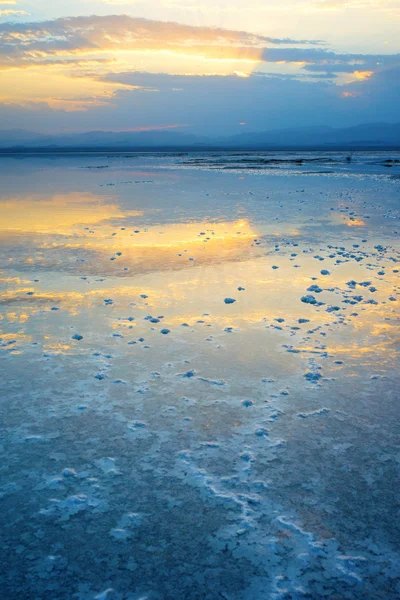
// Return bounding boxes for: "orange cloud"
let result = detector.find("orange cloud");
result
[352,70,374,79]
[0,66,137,111]
[347,218,366,226]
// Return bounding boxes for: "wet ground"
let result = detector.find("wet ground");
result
[0,151,399,599]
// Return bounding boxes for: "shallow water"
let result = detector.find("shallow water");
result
[0,152,399,600]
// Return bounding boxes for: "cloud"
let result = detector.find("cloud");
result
[0,12,399,125]
[0,15,395,73]
[0,67,399,135]
[341,64,400,96]
[0,14,325,109]
[261,47,400,65]
[0,63,136,111]
[0,9,27,15]
[83,69,400,132]
[312,0,400,10]
[0,14,322,65]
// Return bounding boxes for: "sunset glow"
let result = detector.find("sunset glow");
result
[0,2,398,131]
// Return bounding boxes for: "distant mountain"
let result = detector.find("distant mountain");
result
[0,129,49,147]
[0,123,399,151]
[0,128,204,150]
[220,123,400,148]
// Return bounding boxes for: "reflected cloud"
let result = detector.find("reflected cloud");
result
[0,194,261,275]
[347,218,366,226]
[0,192,142,233]
[0,331,32,352]
[2,252,397,369]
[57,219,259,270]
[0,177,398,376]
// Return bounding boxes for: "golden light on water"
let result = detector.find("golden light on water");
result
[347,218,366,227]
[0,194,141,233]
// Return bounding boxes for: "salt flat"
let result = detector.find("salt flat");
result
[0,151,399,599]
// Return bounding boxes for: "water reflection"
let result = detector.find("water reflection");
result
[0,193,133,233]
[0,157,399,600]
[1,245,398,369]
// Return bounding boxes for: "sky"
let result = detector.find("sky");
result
[0,0,399,136]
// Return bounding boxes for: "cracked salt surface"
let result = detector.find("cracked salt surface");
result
[0,151,399,599]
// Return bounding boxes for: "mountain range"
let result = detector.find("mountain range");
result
[0,123,400,151]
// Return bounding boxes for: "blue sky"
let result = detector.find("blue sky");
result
[0,0,399,135]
